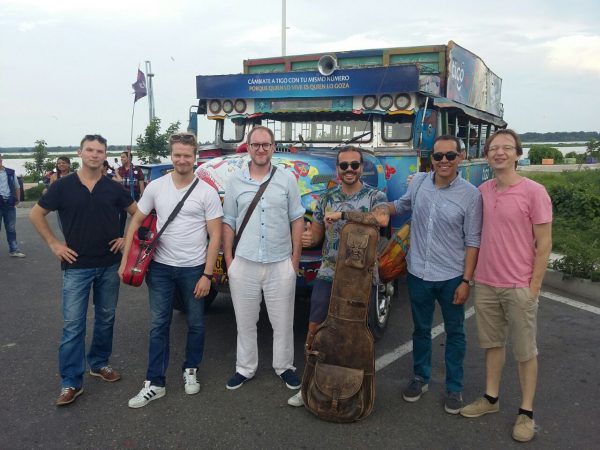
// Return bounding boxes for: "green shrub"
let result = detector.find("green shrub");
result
[564,151,586,163]
[548,186,600,222]
[25,185,45,201]
[527,145,564,164]
[551,250,600,281]
[527,171,600,280]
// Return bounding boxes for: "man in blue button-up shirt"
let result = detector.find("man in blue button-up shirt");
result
[389,135,482,415]
[222,126,305,391]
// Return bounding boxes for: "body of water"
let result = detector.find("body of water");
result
[3,146,589,176]
[4,153,151,176]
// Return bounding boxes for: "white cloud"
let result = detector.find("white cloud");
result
[1,0,599,146]
[545,35,600,75]
[17,21,35,32]
[1,0,183,19]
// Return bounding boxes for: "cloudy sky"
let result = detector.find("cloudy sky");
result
[1,0,598,147]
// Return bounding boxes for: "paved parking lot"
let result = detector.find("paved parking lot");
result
[1,207,598,449]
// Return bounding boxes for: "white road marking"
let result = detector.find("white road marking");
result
[375,292,600,372]
[541,290,600,315]
[375,307,475,371]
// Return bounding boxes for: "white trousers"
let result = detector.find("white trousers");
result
[228,256,297,378]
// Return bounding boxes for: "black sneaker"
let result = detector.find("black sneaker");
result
[402,376,429,402]
[226,372,249,390]
[279,369,301,389]
[444,391,463,414]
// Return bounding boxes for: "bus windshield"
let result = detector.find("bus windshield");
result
[222,112,373,145]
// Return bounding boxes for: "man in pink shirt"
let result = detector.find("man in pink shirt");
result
[460,129,552,443]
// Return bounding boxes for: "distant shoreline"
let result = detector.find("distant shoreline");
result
[0,142,590,157]
[1,152,133,159]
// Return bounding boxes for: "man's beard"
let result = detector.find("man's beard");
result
[341,172,359,186]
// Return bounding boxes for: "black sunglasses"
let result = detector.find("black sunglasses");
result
[432,152,459,161]
[170,133,197,144]
[83,134,107,145]
[337,161,361,170]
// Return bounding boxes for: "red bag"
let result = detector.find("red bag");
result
[122,212,158,286]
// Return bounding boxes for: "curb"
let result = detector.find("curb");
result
[543,268,599,302]
[17,201,38,208]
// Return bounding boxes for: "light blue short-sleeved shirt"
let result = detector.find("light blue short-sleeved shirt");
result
[223,163,305,263]
[392,172,482,282]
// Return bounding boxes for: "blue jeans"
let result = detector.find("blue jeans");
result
[145,261,206,387]
[407,273,465,393]
[0,203,18,253]
[60,264,120,388]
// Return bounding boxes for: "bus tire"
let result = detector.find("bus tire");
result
[368,281,393,341]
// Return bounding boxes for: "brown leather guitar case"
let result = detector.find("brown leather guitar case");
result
[301,212,379,422]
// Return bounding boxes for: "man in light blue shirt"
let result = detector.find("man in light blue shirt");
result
[222,125,305,391]
[389,135,482,414]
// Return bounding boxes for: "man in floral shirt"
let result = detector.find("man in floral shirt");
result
[288,145,389,406]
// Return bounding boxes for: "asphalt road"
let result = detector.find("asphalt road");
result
[1,206,598,449]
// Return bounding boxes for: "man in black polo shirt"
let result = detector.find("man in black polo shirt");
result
[30,134,137,406]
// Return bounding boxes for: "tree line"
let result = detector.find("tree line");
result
[5,130,599,154]
[0,144,133,154]
[520,131,599,142]
[20,118,182,181]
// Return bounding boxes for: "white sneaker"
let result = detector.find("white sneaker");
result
[287,391,304,407]
[128,381,165,408]
[9,251,25,258]
[183,368,200,395]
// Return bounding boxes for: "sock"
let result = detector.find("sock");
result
[518,408,533,419]
[484,394,499,404]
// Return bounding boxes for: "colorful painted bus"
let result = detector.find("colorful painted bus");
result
[190,41,506,336]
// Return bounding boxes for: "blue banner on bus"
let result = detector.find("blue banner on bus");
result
[196,65,420,100]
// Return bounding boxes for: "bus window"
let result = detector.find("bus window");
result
[258,112,373,144]
[382,115,414,142]
[222,119,246,143]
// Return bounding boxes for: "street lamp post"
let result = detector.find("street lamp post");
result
[281,0,286,56]
[145,60,155,122]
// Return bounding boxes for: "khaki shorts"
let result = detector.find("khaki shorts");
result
[473,283,538,362]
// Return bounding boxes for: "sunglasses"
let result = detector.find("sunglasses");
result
[337,161,361,170]
[432,152,459,162]
[83,134,107,145]
[170,133,197,145]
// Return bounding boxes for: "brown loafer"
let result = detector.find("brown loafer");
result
[90,366,121,382]
[56,387,83,406]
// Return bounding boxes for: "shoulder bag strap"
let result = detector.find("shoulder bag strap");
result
[233,166,277,253]
[150,178,200,246]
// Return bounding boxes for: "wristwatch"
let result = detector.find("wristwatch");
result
[201,273,213,280]
[462,278,474,286]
